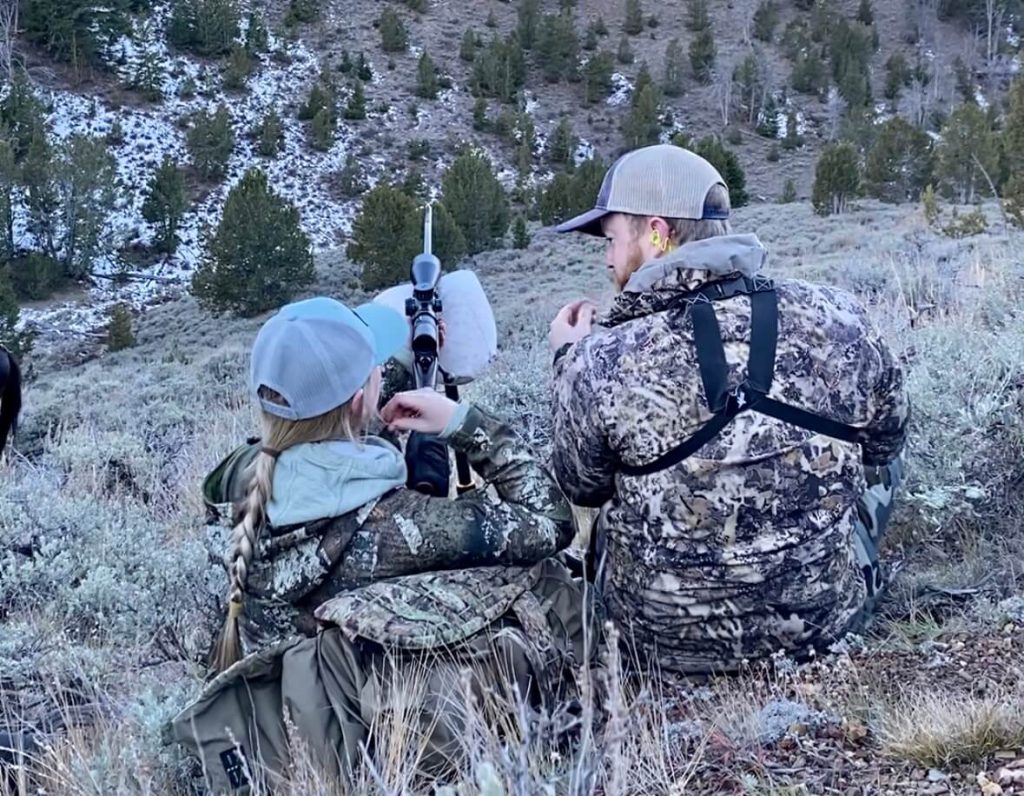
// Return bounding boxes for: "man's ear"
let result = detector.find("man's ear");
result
[649,216,671,240]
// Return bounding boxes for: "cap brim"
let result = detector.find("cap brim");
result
[554,207,609,236]
[354,302,409,365]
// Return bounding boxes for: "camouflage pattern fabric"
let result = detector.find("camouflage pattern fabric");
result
[203,403,576,655]
[550,251,909,675]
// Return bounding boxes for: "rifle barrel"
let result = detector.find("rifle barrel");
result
[423,204,432,256]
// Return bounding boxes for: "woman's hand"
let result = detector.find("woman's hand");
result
[381,388,459,434]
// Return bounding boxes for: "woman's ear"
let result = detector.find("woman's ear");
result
[350,387,365,418]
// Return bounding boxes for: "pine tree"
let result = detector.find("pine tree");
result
[595,16,609,35]
[344,81,367,120]
[0,268,31,358]
[471,34,526,103]
[937,103,999,204]
[692,136,749,207]
[549,117,578,169]
[537,13,580,84]
[623,0,644,35]
[663,38,685,97]
[56,135,117,279]
[856,0,874,26]
[780,178,797,203]
[733,50,764,125]
[356,52,374,81]
[690,25,716,85]
[617,34,634,64]
[486,9,497,28]
[518,0,540,49]
[1002,75,1024,177]
[791,48,828,96]
[256,111,284,156]
[512,215,530,248]
[621,84,661,149]
[752,0,778,43]
[472,97,489,130]
[332,154,366,198]
[441,150,510,254]
[686,0,710,32]
[812,142,860,216]
[584,23,599,51]
[285,0,321,25]
[245,10,268,54]
[106,303,135,351]
[0,139,16,263]
[222,44,252,91]
[192,168,314,316]
[311,107,334,150]
[863,118,933,203]
[633,62,654,105]
[781,110,803,150]
[142,156,188,254]
[168,0,240,57]
[186,104,235,182]
[583,50,615,104]
[129,48,165,101]
[0,70,49,162]
[460,29,477,61]
[830,18,873,107]
[379,7,408,52]
[416,52,439,99]
[884,53,911,101]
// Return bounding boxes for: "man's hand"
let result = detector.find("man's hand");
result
[381,388,458,434]
[549,299,596,353]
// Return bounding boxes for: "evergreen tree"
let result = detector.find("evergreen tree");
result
[486,9,497,28]
[512,215,530,248]
[332,154,366,198]
[56,135,117,280]
[129,48,166,101]
[623,0,644,35]
[471,34,526,103]
[472,97,489,130]
[310,107,334,150]
[1003,76,1024,181]
[663,38,685,97]
[441,150,510,254]
[356,52,374,81]
[0,71,49,162]
[344,81,367,120]
[537,13,580,83]
[621,84,661,149]
[222,44,252,91]
[256,110,284,156]
[936,103,999,203]
[830,18,873,107]
[106,303,135,351]
[584,23,599,51]
[633,62,653,106]
[168,0,240,57]
[690,24,716,85]
[518,0,540,49]
[460,29,477,62]
[348,185,418,289]
[192,168,314,316]
[734,50,765,125]
[142,156,188,254]
[20,130,59,262]
[812,141,860,216]
[549,116,578,169]
[884,53,911,101]
[0,140,15,263]
[863,117,934,203]
[379,7,408,52]
[791,48,828,96]
[186,104,235,181]
[780,178,797,203]
[856,0,874,26]
[245,10,268,54]
[617,34,634,64]
[0,268,32,358]
[781,110,804,151]
[583,51,615,104]
[595,16,609,35]
[416,52,439,99]
[752,0,778,43]
[285,0,321,25]
[691,136,749,207]
[686,0,710,32]
[21,0,132,68]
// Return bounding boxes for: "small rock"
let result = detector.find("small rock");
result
[927,769,948,782]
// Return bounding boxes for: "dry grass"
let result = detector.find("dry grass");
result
[877,692,1024,768]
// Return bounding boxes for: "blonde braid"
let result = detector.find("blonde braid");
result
[208,450,277,672]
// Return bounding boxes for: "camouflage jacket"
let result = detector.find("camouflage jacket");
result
[550,234,909,674]
[204,402,576,655]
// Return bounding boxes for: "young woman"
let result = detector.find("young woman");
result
[174,296,595,793]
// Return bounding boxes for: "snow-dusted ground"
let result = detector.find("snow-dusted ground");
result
[16,4,398,343]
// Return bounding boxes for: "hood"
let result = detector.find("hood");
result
[604,233,768,326]
[265,437,407,527]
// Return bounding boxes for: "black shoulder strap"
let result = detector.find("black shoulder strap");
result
[619,276,864,478]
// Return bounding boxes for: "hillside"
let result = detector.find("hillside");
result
[1,0,1021,347]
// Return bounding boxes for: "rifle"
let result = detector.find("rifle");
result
[404,204,475,495]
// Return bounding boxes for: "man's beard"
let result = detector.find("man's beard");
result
[615,241,648,292]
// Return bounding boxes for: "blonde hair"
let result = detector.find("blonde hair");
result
[631,184,733,247]
[208,385,373,673]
